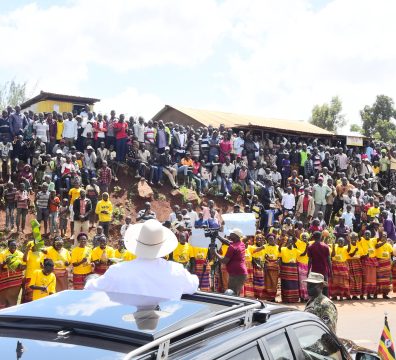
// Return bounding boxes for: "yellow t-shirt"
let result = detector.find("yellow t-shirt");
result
[347,244,363,260]
[192,247,208,261]
[71,246,92,275]
[220,244,228,256]
[115,249,136,262]
[295,239,308,265]
[91,246,115,262]
[30,269,56,301]
[245,245,254,262]
[45,247,71,270]
[332,245,348,262]
[367,207,380,218]
[56,121,64,141]
[95,200,113,222]
[25,248,45,279]
[280,247,300,263]
[251,246,265,261]
[359,237,377,258]
[0,249,25,269]
[172,243,194,263]
[69,188,81,205]
[375,243,393,259]
[264,245,280,261]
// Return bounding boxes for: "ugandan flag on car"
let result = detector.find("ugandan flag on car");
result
[378,315,395,360]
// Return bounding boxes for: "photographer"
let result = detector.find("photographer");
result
[210,229,247,296]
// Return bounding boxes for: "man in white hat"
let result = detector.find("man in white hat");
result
[85,219,199,301]
[304,272,338,333]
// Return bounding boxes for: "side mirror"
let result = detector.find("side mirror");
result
[355,352,380,360]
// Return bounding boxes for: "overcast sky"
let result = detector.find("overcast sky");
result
[1,0,395,125]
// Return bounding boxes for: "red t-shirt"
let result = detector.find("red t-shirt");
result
[225,241,248,276]
[307,241,330,278]
[113,122,128,139]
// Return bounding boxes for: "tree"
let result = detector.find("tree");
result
[309,96,346,132]
[350,124,363,133]
[0,80,28,110]
[360,95,396,142]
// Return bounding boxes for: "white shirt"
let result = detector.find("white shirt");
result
[120,223,131,238]
[85,258,199,300]
[133,123,145,143]
[0,142,12,158]
[233,137,244,156]
[33,121,49,142]
[63,119,78,139]
[282,193,295,210]
[187,210,198,228]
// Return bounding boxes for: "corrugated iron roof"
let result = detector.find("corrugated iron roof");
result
[21,91,100,109]
[159,105,334,136]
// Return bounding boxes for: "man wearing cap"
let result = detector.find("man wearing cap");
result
[304,272,338,333]
[85,219,199,300]
[211,229,247,295]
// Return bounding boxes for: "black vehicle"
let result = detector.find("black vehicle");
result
[0,290,379,359]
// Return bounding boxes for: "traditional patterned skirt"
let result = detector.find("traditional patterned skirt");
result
[297,262,309,301]
[329,262,350,297]
[253,263,264,299]
[280,262,299,303]
[0,270,23,309]
[347,258,363,297]
[362,257,378,295]
[195,259,210,292]
[214,263,229,293]
[22,278,33,303]
[376,258,391,295]
[94,263,109,276]
[73,273,91,290]
[53,269,68,292]
[264,261,279,300]
[242,261,254,298]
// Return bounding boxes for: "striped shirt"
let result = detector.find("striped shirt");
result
[36,191,50,209]
[16,190,29,209]
[4,187,17,205]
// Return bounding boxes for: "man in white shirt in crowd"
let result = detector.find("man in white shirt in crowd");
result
[133,116,145,143]
[221,156,235,198]
[281,186,295,214]
[233,131,244,160]
[33,113,49,143]
[0,138,13,182]
[186,202,198,228]
[62,112,78,147]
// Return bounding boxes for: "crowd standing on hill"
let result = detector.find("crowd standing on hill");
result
[0,104,396,308]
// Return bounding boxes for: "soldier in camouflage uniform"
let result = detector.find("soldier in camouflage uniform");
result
[304,272,338,333]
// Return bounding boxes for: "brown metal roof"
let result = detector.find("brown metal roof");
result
[21,91,100,109]
[153,105,334,136]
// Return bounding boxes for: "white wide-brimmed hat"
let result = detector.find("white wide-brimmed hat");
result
[124,219,178,259]
[303,272,327,286]
[229,228,243,238]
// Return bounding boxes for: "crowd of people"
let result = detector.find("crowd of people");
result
[0,103,396,308]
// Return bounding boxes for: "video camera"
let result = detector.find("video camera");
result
[203,227,220,249]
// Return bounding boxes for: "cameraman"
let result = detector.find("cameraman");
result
[210,229,247,296]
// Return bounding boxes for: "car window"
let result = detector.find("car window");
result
[265,330,295,360]
[225,344,262,359]
[293,325,343,360]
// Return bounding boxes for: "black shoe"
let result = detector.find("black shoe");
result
[360,295,365,300]
[383,294,390,299]
[352,296,358,300]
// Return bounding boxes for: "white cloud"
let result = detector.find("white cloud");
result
[219,0,396,126]
[98,87,164,120]
[0,0,230,92]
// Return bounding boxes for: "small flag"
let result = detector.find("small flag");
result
[378,315,395,360]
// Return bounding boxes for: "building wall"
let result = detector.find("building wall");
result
[154,108,203,128]
[36,100,73,113]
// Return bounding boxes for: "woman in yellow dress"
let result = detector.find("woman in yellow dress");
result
[241,236,254,298]
[262,235,280,301]
[359,230,378,299]
[191,246,210,292]
[91,236,115,275]
[29,258,56,301]
[374,233,393,299]
[295,232,309,302]
[347,232,364,300]
[279,236,301,303]
[0,240,26,308]
[329,237,350,301]
[22,240,45,303]
[252,235,265,299]
[71,233,92,289]
[44,237,71,292]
